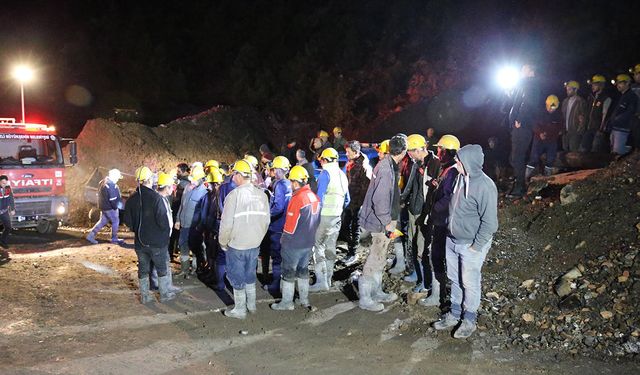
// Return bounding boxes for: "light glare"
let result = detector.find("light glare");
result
[496,66,520,90]
[12,65,34,83]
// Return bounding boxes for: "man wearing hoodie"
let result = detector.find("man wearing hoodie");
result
[358,134,407,311]
[309,147,350,292]
[433,144,498,339]
[86,168,125,245]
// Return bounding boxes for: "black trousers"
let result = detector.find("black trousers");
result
[510,126,533,194]
[0,212,11,243]
[343,206,360,257]
[136,246,168,279]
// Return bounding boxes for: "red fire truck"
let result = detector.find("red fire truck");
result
[0,118,77,234]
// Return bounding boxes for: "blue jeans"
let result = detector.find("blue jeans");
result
[610,130,631,155]
[281,246,312,281]
[445,237,491,323]
[225,247,259,289]
[178,227,190,261]
[90,209,120,241]
[528,138,557,168]
[135,246,168,279]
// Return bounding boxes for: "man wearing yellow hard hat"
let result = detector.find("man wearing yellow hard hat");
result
[584,75,612,153]
[175,165,208,278]
[123,166,176,303]
[561,80,587,152]
[86,168,124,245]
[607,74,638,157]
[526,95,562,179]
[331,126,347,151]
[630,64,640,150]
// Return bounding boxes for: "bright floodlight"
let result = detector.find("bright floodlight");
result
[12,65,34,83]
[496,66,520,90]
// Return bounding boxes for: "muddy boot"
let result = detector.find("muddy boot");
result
[149,267,159,291]
[166,261,183,294]
[525,165,535,182]
[388,242,405,275]
[224,288,247,319]
[358,276,384,312]
[371,271,398,303]
[309,261,329,292]
[433,312,459,330]
[246,283,257,314]
[453,319,477,339]
[190,257,197,275]
[417,276,440,307]
[138,278,155,304]
[158,275,176,302]
[296,278,310,308]
[86,231,98,245]
[270,280,295,311]
[544,166,554,176]
[325,259,335,288]
[178,260,190,279]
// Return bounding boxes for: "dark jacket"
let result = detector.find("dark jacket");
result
[269,178,292,232]
[193,188,220,233]
[359,155,400,233]
[346,153,370,208]
[448,145,498,250]
[281,184,321,249]
[586,91,612,132]
[534,110,563,142]
[0,185,15,213]
[608,89,639,132]
[98,179,122,211]
[509,77,543,130]
[431,162,458,227]
[561,95,587,134]
[401,151,441,216]
[171,177,190,218]
[123,185,171,249]
[300,161,317,193]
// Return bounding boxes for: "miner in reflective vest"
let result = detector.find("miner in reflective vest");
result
[309,147,350,292]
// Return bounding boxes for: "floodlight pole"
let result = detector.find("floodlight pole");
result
[20,82,25,123]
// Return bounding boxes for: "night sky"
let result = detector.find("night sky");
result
[0,0,638,138]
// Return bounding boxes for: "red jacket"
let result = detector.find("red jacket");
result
[280,184,320,249]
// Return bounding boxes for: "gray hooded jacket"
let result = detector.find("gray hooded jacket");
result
[448,144,498,249]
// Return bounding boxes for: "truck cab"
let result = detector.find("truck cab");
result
[0,118,75,233]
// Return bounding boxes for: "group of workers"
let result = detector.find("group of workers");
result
[88,126,497,340]
[504,63,640,199]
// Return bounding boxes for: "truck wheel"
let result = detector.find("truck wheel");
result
[36,220,59,235]
[45,221,59,234]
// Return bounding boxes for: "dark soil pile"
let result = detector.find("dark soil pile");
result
[65,106,273,225]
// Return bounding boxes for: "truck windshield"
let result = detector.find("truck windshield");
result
[0,134,63,165]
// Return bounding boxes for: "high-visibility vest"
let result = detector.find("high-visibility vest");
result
[321,163,348,216]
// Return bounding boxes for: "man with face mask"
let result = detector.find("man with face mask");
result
[433,144,498,339]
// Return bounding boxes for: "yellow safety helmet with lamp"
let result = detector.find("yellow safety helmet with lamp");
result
[564,81,580,89]
[318,130,329,138]
[135,166,153,182]
[436,134,461,151]
[545,95,560,109]
[613,74,631,84]
[629,64,640,75]
[587,75,606,85]
[157,172,175,187]
[232,159,253,177]
[320,147,339,161]
[272,155,291,170]
[244,155,259,169]
[333,127,342,135]
[190,166,206,181]
[407,134,427,150]
[288,165,309,183]
[209,168,224,183]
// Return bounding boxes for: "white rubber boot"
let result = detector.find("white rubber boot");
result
[270,280,295,310]
[224,288,247,319]
[158,275,176,302]
[246,283,257,313]
[371,271,398,303]
[358,276,384,312]
[309,261,329,292]
[388,242,405,275]
[138,278,155,304]
[296,278,310,308]
[417,275,440,307]
[326,259,335,288]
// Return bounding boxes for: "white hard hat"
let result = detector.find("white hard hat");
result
[108,169,123,181]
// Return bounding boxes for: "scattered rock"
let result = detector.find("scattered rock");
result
[520,279,535,289]
[560,184,578,205]
[522,313,535,323]
[599,311,614,319]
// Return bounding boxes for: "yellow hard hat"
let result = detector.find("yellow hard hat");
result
[587,75,606,85]
[157,172,174,187]
[436,135,461,151]
[210,168,224,183]
[190,166,206,181]
[333,127,342,134]
[614,74,631,84]
[629,64,640,75]
[135,166,153,182]
[205,159,219,169]
[244,155,258,168]
[320,147,339,160]
[564,81,580,89]
[272,155,291,170]
[232,159,253,176]
[318,130,329,138]
[376,140,390,154]
[407,134,427,150]
[288,165,309,183]
[545,95,560,109]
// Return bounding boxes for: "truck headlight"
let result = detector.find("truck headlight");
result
[56,204,66,215]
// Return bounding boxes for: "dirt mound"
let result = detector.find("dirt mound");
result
[65,106,272,225]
